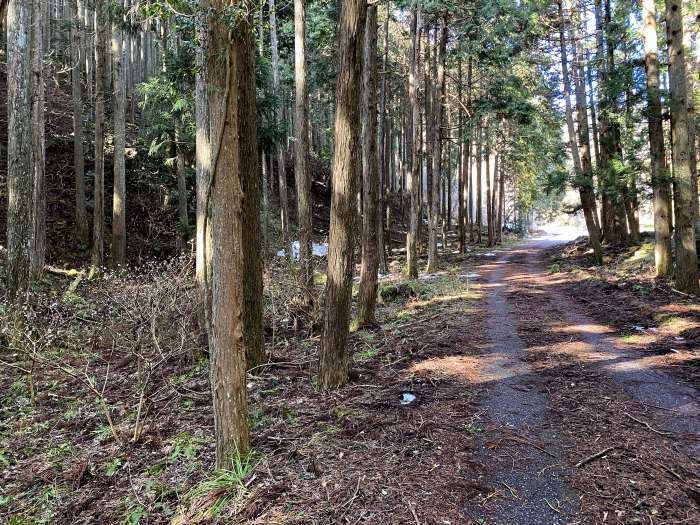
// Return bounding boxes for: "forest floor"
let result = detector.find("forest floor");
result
[1,234,700,525]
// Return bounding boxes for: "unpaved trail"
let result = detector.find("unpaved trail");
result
[462,236,700,524]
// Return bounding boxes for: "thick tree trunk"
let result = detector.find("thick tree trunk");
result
[406,5,421,278]
[641,0,672,277]
[6,0,33,299]
[92,0,106,267]
[207,0,263,467]
[666,0,699,292]
[357,5,380,328]
[111,18,126,266]
[269,0,290,258]
[70,0,88,247]
[294,0,314,305]
[318,0,367,390]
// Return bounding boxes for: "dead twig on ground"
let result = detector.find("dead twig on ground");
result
[575,446,617,468]
[624,412,672,437]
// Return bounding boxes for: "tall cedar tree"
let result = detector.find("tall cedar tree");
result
[406,4,421,279]
[357,4,380,328]
[92,0,106,267]
[665,0,699,292]
[294,0,314,305]
[641,0,673,277]
[318,0,368,389]
[6,0,33,299]
[206,0,263,466]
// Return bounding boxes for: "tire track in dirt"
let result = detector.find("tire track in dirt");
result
[461,248,576,524]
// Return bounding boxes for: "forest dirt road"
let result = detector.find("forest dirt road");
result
[461,235,700,524]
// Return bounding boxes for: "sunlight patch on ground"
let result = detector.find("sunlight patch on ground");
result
[551,323,614,335]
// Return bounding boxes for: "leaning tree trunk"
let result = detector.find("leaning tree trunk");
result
[30,0,45,280]
[6,0,33,300]
[558,0,603,263]
[641,0,673,277]
[92,0,106,268]
[357,4,380,328]
[318,0,367,390]
[112,16,127,267]
[294,0,314,306]
[207,0,263,468]
[405,5,421,279]
[666,0,699,293]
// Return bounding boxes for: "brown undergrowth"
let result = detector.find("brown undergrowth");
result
[0,250,490,524]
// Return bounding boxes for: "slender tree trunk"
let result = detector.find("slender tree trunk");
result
[70,0,88,247]
[457,55,465,253]
[318,0,367,389]
[294,0,313,305]
[559,0,603,263]
[92,0,106,267]
[196,3,212,316]
[476,120,482,244]
[666,0,699,292]
[207,0,262,467]
[485,125,493,247]
[377,0,389,274]
[30,0,45,280]
[269,0,290,258]
[427,17,446,271]
[111,15,126,266]
[641,0,673,277]
[6,0,34,300]
[357,4,380,327]
[406,5,421,278]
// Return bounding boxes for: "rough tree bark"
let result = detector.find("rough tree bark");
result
[406,4,421,278]
[207,0,263,467]
[294,0,313,305]
[558,0,603,263]
[269,0,290,258]
[6,0,33,300]
[318,0,367,389]
[112,14,126,266]
[70,0,88,247]
[641,0,673,277]
[30,0,45,280]
[427,17,447,272]
[666,0,699,292]
[196,1,212,320]
[357,4,380,328]
[92,0,106,268]
[377,0,390,274]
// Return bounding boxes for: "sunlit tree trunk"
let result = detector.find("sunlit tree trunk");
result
[111,13,126,266]
[294,0,313,305]
[666,0,699,292]
[559,0,603,263]
[406,4,421,278]
[195,2,212,319]
[318,0,367,389]
[641,0,673,277]
[207,0,263,467]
